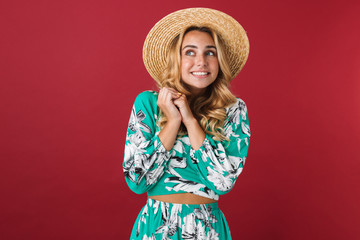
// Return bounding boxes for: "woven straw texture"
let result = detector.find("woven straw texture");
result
[143,8,250,83]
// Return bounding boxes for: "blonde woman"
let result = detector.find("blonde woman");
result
[123,8,251,240]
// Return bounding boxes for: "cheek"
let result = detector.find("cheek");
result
[180,59,192,72]
[211,60,219,73]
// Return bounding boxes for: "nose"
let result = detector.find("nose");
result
[195,54,207,67]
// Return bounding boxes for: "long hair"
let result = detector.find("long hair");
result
[158,26,237,141]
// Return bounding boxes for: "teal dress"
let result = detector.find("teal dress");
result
[123,91,251,239]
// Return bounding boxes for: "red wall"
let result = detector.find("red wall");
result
[1,0,359,239]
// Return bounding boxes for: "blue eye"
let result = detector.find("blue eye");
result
[185,50,195,56]
[206,51,216,56]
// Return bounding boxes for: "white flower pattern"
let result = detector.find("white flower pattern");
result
[124,91,250,239]
[132,199,224,240]
[124,91,250,197]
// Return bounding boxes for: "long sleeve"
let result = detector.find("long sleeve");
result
[189,98,251,195]
[123,91,171,194]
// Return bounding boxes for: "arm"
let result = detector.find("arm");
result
[158,120,181,150]
[172,94,205,150]
[183,118,205,150]
[189,98,251,195]
[123,91,173,194]
[157,87,182,151]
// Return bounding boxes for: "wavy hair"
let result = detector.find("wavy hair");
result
[157,26,237,141]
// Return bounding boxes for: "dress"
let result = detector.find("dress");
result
[123,90,251,239]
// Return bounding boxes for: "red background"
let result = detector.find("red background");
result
[1,0,360,239]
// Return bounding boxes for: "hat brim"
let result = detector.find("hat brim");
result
[143,8,250,84]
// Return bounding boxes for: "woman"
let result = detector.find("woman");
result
[123,8,251,239]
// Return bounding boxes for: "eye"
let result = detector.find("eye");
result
[185,50,195,56]
[206,51,216,56]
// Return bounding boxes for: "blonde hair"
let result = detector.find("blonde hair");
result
[158,26,237,141]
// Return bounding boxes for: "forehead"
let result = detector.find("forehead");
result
[181,30,215,46]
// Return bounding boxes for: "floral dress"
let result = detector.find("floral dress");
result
[123,91,251,239]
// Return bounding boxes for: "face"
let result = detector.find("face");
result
[180,30,219,95]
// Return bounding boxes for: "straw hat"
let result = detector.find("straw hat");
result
[143,7,250,84]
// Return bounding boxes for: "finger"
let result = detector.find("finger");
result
[173,97,186,107]
[158,88,171,106]
[164,90,174,105]
[158,88,165,102]
[160,88,181,103]
[160,88,172,98]
[159,88,171,100]
[168,89,182,99]
[176,94,186,102]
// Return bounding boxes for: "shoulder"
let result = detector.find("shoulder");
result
[226,97,248,114]
[134,90,159,106]
[225,97,249,123]
[135,90,158,101]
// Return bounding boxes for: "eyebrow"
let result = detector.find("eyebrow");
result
[182,45,217,50]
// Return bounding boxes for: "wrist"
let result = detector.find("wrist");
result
[167,118,182,128]
[183,117,198,129]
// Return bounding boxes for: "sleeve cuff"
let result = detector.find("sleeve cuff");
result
[189,135,213,161]
[154,134,172,157]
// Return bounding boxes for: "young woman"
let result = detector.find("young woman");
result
[123,8,251,239]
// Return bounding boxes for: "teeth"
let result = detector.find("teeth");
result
[192,72,208,76]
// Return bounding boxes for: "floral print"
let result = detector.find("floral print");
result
[124,91,250,239]
[130,199,229,240]
[123,91,250,199]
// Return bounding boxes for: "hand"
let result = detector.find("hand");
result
[173,93,196,127]
[157,87,182,124]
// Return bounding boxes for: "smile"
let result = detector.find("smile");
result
[191,72,209,76]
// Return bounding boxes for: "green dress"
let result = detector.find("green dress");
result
[123,91,251,239]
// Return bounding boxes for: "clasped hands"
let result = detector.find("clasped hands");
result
[157,87,205,150]
[157,87,195,127]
